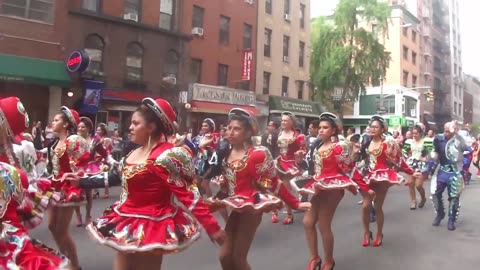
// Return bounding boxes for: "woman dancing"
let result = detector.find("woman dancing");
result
[47,106,89,269]
[95,123,112,198]
[297,113,358,270]
[403,124,429,210]
[86,98,225,270]
[354,116,418,247]
[0,96,72,269]
[206,108,310,270]
[273,111,306,224]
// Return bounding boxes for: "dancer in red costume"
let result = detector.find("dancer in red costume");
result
[205,108,310,270]
[0,96,72,269]
[86,98,225,270]
[46,106,89,269]
[95,123,113,198]
[353,115,419,247]
[272,111,306,224]
[296,113,358,270]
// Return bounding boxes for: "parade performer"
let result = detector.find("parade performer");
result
[429,121,469,231]
[402,124,429,210]
[74,117,116,226]
[204,108,310,270]
[459,129,473,185]
[0,97,72,269]
[86,98,225,270]
[95,123,112,198]
[272,111,306,224]
[295,112,358,270]
[353,115,418,247]
[193,118,219,197]
[46,106,89,269]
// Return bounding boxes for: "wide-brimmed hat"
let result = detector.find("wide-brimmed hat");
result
[60,106,81,129]
[142,98,176,136]
[0,97,30,143]
[228,108,259,135]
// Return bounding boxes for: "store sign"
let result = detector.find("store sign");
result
[388,116,403,126]
[80,80,103,114]
[66,50,90,73]
[269,96,322,116]
[241,50,253,81]
[191,84,255,106]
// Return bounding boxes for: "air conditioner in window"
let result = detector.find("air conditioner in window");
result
[191,27,204,36]
[282,92,288,97]
[163,75,177,85]
[244,0,254,5]
[283,56,289,63]
[123,13,138,22]
[284,14,291,21]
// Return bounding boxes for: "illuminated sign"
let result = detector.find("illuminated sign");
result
[66,50,90,73]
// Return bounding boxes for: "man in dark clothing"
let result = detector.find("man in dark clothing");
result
[261,120,280,158]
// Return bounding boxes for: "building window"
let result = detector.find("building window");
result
[192,5,204,28]
[0,0,55,23]
[218,64,229,86]
[243,23,252,49]
[298,81,304,99]
[300,3,305,29]
[263,72,270,95]
[164,50,179,76]
[126,42,144,81]
[282,76,289,97]
[264,28,272,57]
[403,70,409,87]
[299,41,305,68]
[82,0,100,12]
[219,16,230,45]
[283,35,290,60]
[284,0,290,15]
[459,104,462,115]
[124,0,141,20]
[454,102,457,114]
[190,59,202,83]
[412,51,417,65]
[403,46,408,60]
[84,34,105,72]
[265,0,272,15]
[412,75,417,88]
[412,30,417,43]
[159,0,175,30]
[403,24,408,36]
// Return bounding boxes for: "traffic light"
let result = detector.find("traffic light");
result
[425,91,434,101]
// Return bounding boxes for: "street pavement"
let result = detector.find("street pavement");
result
[30,177,480,270]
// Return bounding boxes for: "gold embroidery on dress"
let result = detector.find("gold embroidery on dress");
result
[122,160,153,180]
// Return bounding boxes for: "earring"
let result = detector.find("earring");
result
[147,135,152,149]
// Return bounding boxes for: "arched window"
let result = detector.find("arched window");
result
[126,42,144,81]
[85,34,105,72]
[164,50,179,77]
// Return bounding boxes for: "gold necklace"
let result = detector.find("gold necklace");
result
[318,144,334,159]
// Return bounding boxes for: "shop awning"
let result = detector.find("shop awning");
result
[268,96,322,117]
[0,53,70,87]
[189,101,257,115]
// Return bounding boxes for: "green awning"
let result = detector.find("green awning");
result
[0,54,71,87]
[269,96,322,117]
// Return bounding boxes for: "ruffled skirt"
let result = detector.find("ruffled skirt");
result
[50,178,86,207]
[0,223,70,270]
[299,175,358,195]
[205,192,283,213]
[366,169,405,186]
[86,206,202,254]
[275,157,301,176]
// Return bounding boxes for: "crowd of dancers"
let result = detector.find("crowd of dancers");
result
[0,94,474,270]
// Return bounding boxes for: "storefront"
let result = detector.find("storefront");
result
[343,115,416,134]
[185,84,256,133]
[0,53,71,124]
[268,96,323,133]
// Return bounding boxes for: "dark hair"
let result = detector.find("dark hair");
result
[319,117,338,136]
[348,127,355,133]
[413,125,424,135]
[136,104,167,138]
[80,118,94,133]
[309,120,320,129]
[269,120,280,129]
[228,114,253,134]
[58,112,76,135]
[97,123,108,136]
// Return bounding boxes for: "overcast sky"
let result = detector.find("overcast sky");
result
[311,0,479,78]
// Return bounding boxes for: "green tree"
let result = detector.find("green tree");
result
[310,0,391,119]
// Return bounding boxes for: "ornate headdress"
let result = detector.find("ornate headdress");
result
[228,108,259,135]
[0,97,30,143]
[141,98,177,136]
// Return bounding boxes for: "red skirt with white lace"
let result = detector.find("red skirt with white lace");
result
[365,169,405,186]
[205,192,284,213]
[299,174,358,195]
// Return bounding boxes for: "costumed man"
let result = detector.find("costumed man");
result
[459,125,474,185]
[429,121,469,231]
[193,118,219,197]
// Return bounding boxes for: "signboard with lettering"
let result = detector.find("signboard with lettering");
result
[191,84,256,106]
[241,50,253,81]
[66,50,90,73]
[269,96,322,117]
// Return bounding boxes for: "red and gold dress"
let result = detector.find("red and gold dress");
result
[86,142,221,254]
[49,135,89,206]
[276,132,306,176]
[360,138,414,186]
[206,146,300,213]
[0,162,70,269]
[300,141,358,195]
[85,137,112,177]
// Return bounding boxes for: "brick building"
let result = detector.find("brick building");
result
[179,0,258,131]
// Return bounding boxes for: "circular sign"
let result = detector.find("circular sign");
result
[66,50,90,73]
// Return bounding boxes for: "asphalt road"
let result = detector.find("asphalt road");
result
[30,176,480,270]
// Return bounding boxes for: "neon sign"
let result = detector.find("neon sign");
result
[66,50,90,73]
